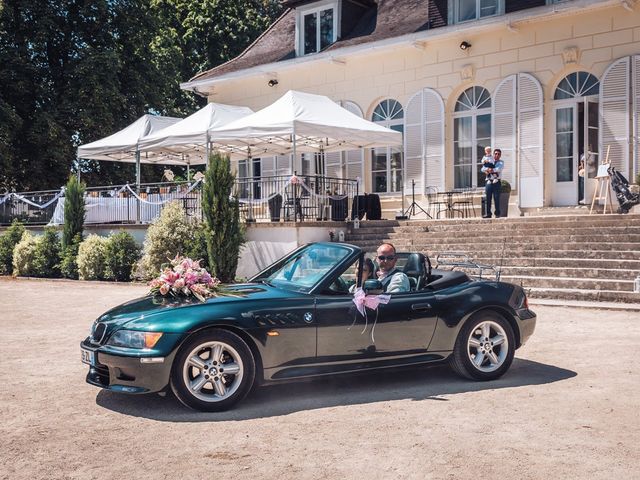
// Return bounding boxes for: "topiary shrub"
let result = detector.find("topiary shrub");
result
[202,152,245,282]
[33,227,61,277]
[77,234,108,280]
[0,220,26,275]
[12,231,39,277]
[500,180,512,194]
[63,176,86,249]
[137,201,196,279]
[104,231,140,282]
[60,233,82,279]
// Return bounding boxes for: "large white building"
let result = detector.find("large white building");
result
[181,0,640,214]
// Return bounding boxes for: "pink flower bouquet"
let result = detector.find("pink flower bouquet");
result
[149,256,225,302]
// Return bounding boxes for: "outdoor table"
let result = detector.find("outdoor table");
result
[435,191,464,219]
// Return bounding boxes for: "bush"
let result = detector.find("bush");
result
[60,233,82,279]
[63,176,85,249]
[137,201,196,279]
[185,221,209,270]
[12,231,39,277]
[33,227,61,277]
[0,220,26,275]
[77,234,108,280]
[500,180,512,194]
[202,152,245,282]
[104,231,140,281]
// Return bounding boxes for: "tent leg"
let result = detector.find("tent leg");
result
[135,150,141,224]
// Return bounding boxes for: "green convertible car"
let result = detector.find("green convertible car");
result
[81,242,536,411]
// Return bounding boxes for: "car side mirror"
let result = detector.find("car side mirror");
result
[363,279,383,293]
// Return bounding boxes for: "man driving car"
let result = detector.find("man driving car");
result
[376,243,410,293]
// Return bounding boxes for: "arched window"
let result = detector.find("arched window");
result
[371,99,404,193]
[453,87,491,188]
[554,72,599,100]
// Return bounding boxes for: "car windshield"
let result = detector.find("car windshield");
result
[264,244,352,292]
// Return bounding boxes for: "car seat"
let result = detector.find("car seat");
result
[402,253,427,291]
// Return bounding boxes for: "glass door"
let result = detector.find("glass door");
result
[582,99,599,204]
[553,104,578,205]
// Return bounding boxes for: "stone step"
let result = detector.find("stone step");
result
[346,223,640,236]
[358,225,640,235]
[500,275,634,292]
[470,257,640,270]
[364,232,640,243]
[524,287,640,303]
[351,240,640,254]
[498,266,640,280]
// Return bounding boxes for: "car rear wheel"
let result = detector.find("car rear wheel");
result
[170,329,255,411]
[450,311,515,381]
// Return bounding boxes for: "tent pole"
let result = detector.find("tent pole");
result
[135,149,141,224]
[205,132,210,168]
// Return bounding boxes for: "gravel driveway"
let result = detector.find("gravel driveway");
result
[1,277,638,480]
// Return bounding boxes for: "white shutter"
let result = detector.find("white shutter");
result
[261,156,276,177]
[324,151,342,178]
[340,100,364,189]
[275,155,290,176]
[492,75,517,186]
[633,55,640,180]
[518,73,544,208]
[600,56,630,176]
[404,91,424,192]
[424,89,445,191]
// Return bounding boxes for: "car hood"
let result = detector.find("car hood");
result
[94,283,304,331]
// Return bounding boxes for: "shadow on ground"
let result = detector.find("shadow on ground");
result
[96,358,576,422]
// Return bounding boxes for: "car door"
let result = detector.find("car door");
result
[315,258,439,362]
[370,291,438,356]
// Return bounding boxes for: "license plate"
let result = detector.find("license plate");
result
[81,347,95,366]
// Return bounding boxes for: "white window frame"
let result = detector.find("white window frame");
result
[371,99,404,194]
[452,87,492,189]
[295,0,340,56]
[448,0,504,24]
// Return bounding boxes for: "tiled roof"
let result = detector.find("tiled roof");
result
[189,0,431,83]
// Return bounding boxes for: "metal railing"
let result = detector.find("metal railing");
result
[0,175,359,226]
[234,174,359,223]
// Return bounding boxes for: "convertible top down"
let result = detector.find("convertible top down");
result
[81,242,536,411]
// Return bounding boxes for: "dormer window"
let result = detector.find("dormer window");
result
[297,1,339,56]
[450,0,503,23]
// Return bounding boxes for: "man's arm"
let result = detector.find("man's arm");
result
[386,272,410,293]
[494,159,504,174]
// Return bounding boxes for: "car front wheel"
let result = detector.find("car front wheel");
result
[450,311,515,381]
[170,329,255,411]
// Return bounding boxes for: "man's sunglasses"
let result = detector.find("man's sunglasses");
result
[377,255,395,261]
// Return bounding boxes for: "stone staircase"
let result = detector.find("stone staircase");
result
[345,213,640,305]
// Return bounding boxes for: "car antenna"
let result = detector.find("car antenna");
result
[496,236,507,282]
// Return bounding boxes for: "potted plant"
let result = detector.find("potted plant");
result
[499,180,511,217]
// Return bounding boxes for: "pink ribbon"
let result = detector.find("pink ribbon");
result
[352,288,390,317]
[351,288,391,343]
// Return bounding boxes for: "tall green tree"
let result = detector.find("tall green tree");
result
[202,152,244,283]
[0,0,282,191]
[62,175,85,249]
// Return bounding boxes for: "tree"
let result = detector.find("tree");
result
[62,175,85,249]
[202,152,244,283]
[0,0,283,191]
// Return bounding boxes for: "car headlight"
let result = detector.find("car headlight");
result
[107,330,163,349]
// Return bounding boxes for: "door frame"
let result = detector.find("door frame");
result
[551,95,599,206]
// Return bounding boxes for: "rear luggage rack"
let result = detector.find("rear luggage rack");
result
[435,252,499,281]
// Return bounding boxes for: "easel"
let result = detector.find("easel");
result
[590,145,615,214]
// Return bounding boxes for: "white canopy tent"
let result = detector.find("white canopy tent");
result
[209,90,403,172]
[77,114,182,164]
[137,102,254,164]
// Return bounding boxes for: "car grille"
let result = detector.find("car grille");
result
[91,322,107,345]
